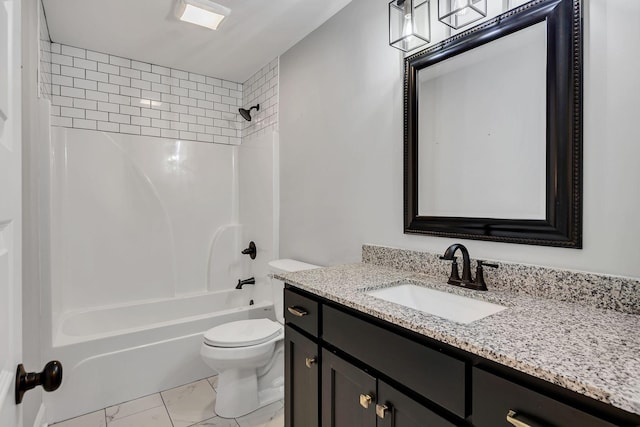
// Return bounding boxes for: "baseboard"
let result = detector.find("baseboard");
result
[33,403,47,427]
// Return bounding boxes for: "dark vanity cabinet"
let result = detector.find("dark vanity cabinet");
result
[284,286,640,427]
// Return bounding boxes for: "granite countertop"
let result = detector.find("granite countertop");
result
[277,263,640,416]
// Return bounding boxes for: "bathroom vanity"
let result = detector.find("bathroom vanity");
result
[281,260,640,427]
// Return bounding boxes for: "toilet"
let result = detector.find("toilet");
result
[200,259,320,418]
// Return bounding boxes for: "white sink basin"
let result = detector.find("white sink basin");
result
[366,284,507,324]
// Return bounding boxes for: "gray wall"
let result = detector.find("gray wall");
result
[279,0,640,279]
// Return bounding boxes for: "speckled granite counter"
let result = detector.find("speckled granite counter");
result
[277,263,640,416]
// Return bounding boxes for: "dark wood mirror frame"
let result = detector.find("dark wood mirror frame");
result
[404,0,583,248]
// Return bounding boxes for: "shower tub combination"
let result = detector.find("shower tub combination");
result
[46,287,274,423]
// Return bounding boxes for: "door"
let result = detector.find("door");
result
[0,0,23,426]
[284,325,319,427]
[322,350,376,427]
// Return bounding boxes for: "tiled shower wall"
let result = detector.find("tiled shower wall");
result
[44,43,243,144]
[39,0,51,100]
[241,58,279,138]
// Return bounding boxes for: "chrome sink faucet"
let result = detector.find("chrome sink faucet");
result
[440,244,498,291]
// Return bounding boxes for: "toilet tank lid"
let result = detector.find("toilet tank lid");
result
[268,259,321,274]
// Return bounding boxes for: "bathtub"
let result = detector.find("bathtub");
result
[45,288,275,424]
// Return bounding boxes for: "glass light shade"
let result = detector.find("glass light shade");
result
[438,0,487,30]
[389,0,431,52]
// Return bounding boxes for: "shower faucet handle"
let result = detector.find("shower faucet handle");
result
[241,241,257,259]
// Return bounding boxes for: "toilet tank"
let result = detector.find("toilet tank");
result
[268,259,320,323]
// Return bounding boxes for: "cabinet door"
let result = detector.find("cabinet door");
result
[377,381,458,427]
[285,325,320,427]
[322,350,377,427]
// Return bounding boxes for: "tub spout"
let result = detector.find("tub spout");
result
[236,277,256,289]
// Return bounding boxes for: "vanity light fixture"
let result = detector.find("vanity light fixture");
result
[175,0,231,31]
[438,0,487,30]
[389,0,431,52]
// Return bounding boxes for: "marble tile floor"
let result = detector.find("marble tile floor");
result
[51,376,284,427]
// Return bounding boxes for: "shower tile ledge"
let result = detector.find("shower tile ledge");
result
[276,263,640,416]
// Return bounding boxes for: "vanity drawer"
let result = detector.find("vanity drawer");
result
[472,368,618,427]
[284,288,320,337]
[323,305,467,418]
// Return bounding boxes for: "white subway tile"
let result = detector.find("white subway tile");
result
[52,75,73,87]
[51,105,61,116]
[60,107,85,119]
[51,64,60,74]
[214,119,229,128]
[109,74,131,87]
[221,128,236,137]
[131,116,151,127]
[154,102,170,111]
[98,82,119,94]
[180,79,197,90]
[171,69,189,80]
[60,65,85,78]
[189,89,205,100]
[110,55,131,67]
[74,78,98,91]
[121,86,141,98]
[73,98,97,110]
[52,95,73,107]
[214,87,229,96]
[108,93,130,105]
[197,133,214,143]
[141,108,161,119]
[189,73,206,83]
[152,82,170,94]
[171,86,188,97]
[109,112,130,124]
[161,76,179,87]
[205,110,222,119]
[170,121,188,131]
[141,71,161,83]
[170,103,188,114]
[131,60,151,72]
[197,83,213,93]
[120,67,141,79]
[229,89,241,99]
[141,126,161,137]
[120,124,140,135]
[86,90,109,102]
[188,106,205,116]
[161,93,180,104]
[197,99,213,109]
[131,79,151,90]
[179,97,196,107]
[206,76,221,87]
[60,86,85,98]
[211,126,222,135]
[62,45,85,58]
[97,102,119,113]
[98,62,119,75]
[141,90,161,101]
[213,103,230,112]
[151,118,170,129]
[161,111,179,121]
[180,131,197,140]
[86,50,109,63]
[161,129,180,139]
[120,105,140,116]
[179,113,196,124]
[213,135,229,144]
[51,43,61,54]
[229,136,240,145]
[86,110,108,121]
[222,80,238,90]
[73,118,97,130]
[74,57,97,71]
[51,116,72,127]
[221,111,236,121]
[197,116,214,126]
[152,64,171,76]
[86,70,109,82]
[51,53,72,66]
[188,123,205,133]
[205,93,221,103]
[98,121,119,132]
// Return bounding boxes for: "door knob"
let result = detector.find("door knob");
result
[15,361,63,404]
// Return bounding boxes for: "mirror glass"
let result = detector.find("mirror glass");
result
[417,22,547,219]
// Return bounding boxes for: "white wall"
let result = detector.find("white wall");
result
[279,0,640,279]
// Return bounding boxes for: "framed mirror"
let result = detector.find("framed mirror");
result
[404,0,582,248]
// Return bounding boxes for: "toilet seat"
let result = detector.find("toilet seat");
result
[204,319,282,348]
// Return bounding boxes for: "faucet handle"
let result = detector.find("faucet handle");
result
[440,256,461,284]
[474,260,498,290]
[477,260,498,269]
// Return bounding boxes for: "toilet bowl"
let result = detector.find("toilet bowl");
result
[200,259,320,418]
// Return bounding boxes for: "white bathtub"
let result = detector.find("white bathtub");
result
[45,288,275,423]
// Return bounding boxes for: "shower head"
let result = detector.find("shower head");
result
[239,104,260,122]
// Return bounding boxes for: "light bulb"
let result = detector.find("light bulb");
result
[402,13,414,37]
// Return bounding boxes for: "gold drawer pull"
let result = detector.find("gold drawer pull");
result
[305,357,317,368]
[359,393,374,409]
[376,404,389,419]
[506,410,533,427]
[287,306,308,317]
